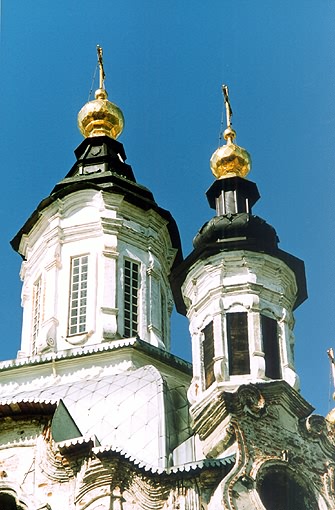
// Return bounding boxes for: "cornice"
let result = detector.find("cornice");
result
[190,381,315,440]
[0,338,192,377]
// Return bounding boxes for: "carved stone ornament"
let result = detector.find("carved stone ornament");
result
[324,462,335,500]
[236,385,266,417]
[65,330,94,346]
[305,414,327,438]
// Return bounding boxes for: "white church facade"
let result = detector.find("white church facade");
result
[0,49,334,510]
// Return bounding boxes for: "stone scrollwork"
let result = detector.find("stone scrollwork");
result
[324,462,335,500]
[305,414,327,438]
[37,320,59,354]
[236,385,266,417]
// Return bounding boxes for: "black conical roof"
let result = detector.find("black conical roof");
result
[11,136,183,269]
[171,176,307,314]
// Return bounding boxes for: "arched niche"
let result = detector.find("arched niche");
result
[0,491,27,510]
[257,465,318,510]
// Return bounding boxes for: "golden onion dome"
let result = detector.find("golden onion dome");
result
[77,46,124,139]
[78,88,124,139]
[210,126,251,179]
[210,85,251,179]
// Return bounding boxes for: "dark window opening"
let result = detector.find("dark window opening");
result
[161,289,166,341]
[258,467,318,510]
[261,315,281,379]
[0,492,24,510]
[227,312,250,375]
[203,321,215,388]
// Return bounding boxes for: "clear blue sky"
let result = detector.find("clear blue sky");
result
[0,1,334,416]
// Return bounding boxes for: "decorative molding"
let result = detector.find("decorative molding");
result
[235,386,266,418]
[65,331,94,346]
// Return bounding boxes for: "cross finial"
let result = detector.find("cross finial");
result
[97,45,106,90]
[222,84,233,128]
[328,348,335,390]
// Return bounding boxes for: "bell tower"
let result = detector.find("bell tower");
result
[11,47,182,357]
[171,85,307,412]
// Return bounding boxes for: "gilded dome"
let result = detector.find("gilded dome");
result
[210,126,251,179]
[78,87,124,139]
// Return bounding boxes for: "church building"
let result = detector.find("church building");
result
[0,48,334,510]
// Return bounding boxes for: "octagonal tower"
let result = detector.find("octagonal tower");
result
[11,48,182,357]
[171,86,307,411]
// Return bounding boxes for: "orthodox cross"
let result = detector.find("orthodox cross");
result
[328,348,335,392]
[97,44,106,89]
[222,84,233,128]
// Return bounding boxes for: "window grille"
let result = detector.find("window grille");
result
[68,255,88,335]
[203,321,215,388]
[124,259,139,337]
[32,276,42,354]
[227,312,250,375]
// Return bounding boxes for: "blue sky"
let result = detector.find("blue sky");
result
[0,1,334,416]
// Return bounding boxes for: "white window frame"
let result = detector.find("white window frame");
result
[32,276,42,354]
[68,255,89,336]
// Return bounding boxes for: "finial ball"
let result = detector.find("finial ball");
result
[95,88,108,100]
[223,126,236,142]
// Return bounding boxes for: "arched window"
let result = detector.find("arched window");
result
[0,491,27,510]
[257,466,318,510]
